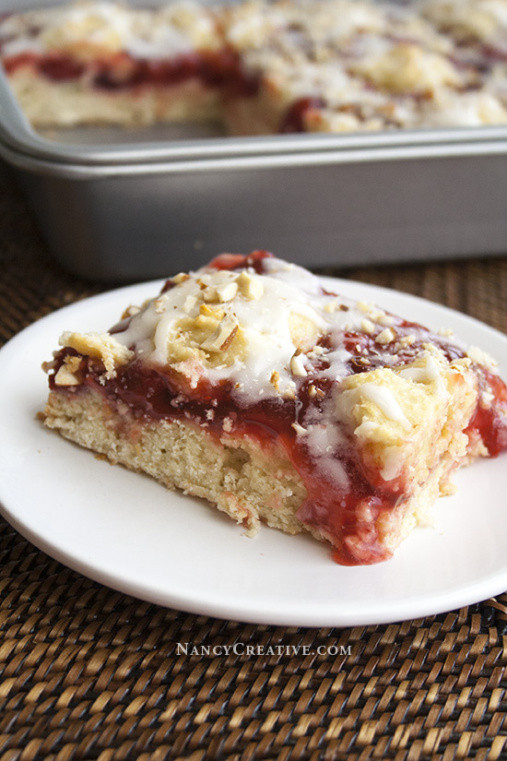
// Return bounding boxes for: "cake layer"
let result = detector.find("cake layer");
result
[6,68,223,127]
[43,385,308,537]
[42,381,483,564]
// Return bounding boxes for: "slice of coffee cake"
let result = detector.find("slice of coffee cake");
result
[42,252,507,564]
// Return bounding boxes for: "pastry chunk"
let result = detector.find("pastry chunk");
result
[42,252,507,564]
[222,0,507,132]
[0,0,247,127]
[2,0,507,132]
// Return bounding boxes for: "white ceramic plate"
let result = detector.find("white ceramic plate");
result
[0,277,505,627]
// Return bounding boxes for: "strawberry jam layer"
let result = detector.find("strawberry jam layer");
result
[2,49,259,96]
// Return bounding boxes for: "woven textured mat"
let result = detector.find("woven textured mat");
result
[0,162,506,761]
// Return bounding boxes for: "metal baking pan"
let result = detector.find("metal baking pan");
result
[1,1,507,281]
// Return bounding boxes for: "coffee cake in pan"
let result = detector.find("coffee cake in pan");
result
[2,0,507,133]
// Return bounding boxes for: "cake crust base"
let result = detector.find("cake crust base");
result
[43,387,309,537]
[42,384,477,561]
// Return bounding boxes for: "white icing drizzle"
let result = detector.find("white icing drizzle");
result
[0,37,45,57]
[379,446,404,481]
[115,258,360,401]
[355,383,412,428]
[123,25,193,60]
[302,400,350,489]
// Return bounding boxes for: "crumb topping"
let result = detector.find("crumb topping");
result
[59,330,133,379]
[0,0,219,61]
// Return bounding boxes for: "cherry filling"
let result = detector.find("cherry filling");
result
[208,249,273,273]
[160,251,272,295]
[279,97,327,133]
[466,369,507,457]
[2,48,259,96]
[479,43,507,65]
[3,52,84,80]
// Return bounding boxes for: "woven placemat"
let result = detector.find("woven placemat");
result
[0,161,506,761]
